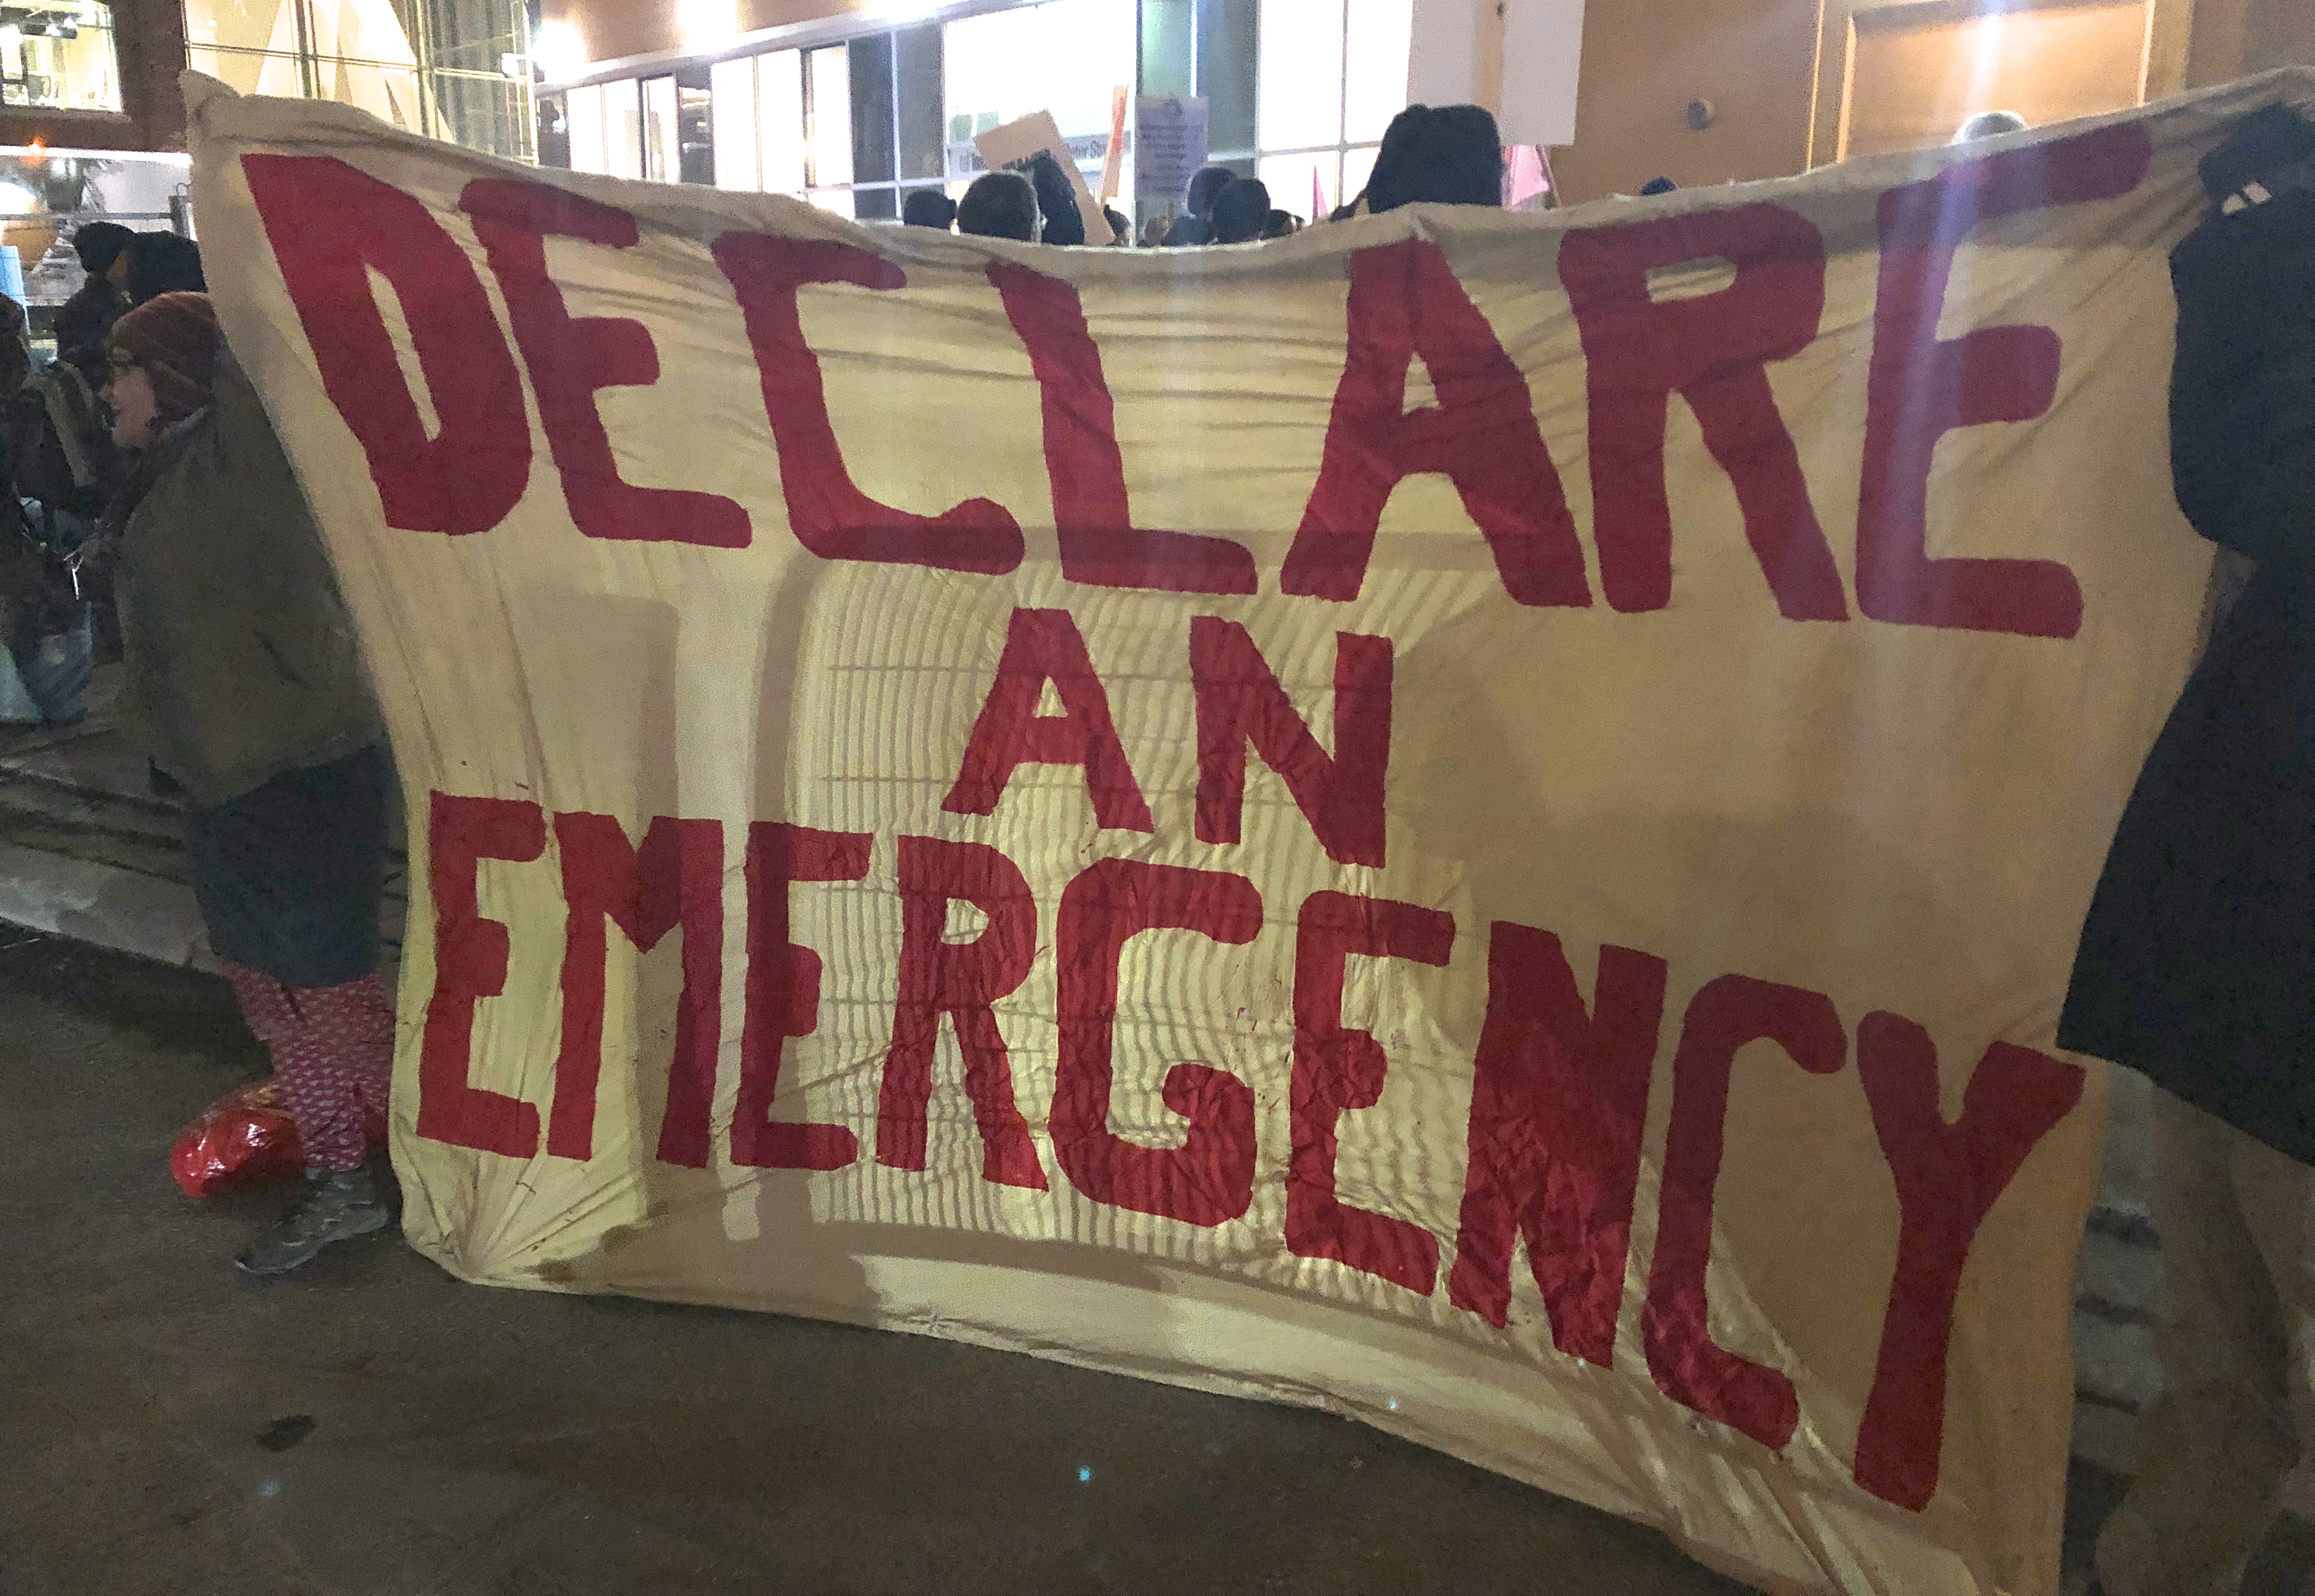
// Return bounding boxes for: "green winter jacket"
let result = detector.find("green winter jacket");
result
[114,356,380,807]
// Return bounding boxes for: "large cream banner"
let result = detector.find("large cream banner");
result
[186,69,2314,1595]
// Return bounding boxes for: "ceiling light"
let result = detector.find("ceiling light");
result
[531,18,585,83]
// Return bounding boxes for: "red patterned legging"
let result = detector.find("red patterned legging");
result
[226,962,395,1173]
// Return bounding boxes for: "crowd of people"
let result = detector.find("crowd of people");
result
[926,101,1507,247]
[0,220,210,729]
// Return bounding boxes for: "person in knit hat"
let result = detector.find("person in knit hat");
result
[120,230,205,308]
[104,290,218,446]
[105,292,394,1277]
[53,221,132,387]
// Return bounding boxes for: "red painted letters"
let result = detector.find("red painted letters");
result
[1851,1014,2084,1510]
[1643,974,1845,1448]
[878,836,1048,1188]
[1446,925,1667,1361]
[988,262,1257,594]
[1052,858,1263,1226]
[419,793,547,1156]
[1856,124,2151,637]
[241,155,530,534]
[1281,238,1590,607]
[1190,618,1392,867]
[549,812,725,1164]
[1288,891,1455,1292]
[732,822,873,1171]
[463,180,750,548]
[943,607,1153,831]
[712,232,1023,572]
[1559,204,1845,621]
[413,774,2088,1501]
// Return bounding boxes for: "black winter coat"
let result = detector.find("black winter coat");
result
[2059,188,2315,1164]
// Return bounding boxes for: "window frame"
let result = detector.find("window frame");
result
[544,0,1411,224]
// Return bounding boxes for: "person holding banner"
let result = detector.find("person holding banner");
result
[1022,152,1085,247]
[121,232,206,307]
[1369,104,1503,214]
[53,221,131,389]
[1329,104,1504,222]
[1162,164,1234,246]
[957,171,1039,243]
[100,292,396,1279]
[900,189,955,231]
[1209,177,1272,245]
[2063,105,2315,1596]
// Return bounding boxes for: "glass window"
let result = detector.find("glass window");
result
[606,79,644,180]
[676,64,714,185]
[1248,0,1408,215]
[710,56,758,191]
[806,45,851,188]
[943,0,1127,146]
[436,73,532,161]
[315,56,429,131]
[1342,0,1412,144]
[187,0,534,160]
[1139,0,1191,99]
[943,0,1131,205]
[894,24,942,183]
[1257,0,1342,152]
[1259,150,1335,221]
[1198,0,1260,161]
[758,50,806,193]
[183,0,280,53]
[565,79,607,173]
[0,0,123,111]
[184,45,282,97]
[847,33,895,187]
[642,73,677,182]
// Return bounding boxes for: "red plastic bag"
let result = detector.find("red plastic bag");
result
[170,1079,303,1197]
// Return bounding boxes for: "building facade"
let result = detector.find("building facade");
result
[0,0,532,355]
[540,0,1414,225]
[538,0,2315,211]
[0,0,535,155]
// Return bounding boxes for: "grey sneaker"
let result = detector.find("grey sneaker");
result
[233,1164,392,1277]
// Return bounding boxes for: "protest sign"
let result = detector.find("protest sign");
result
[975,107,1109,242]
[1408,0,1584,146]
[1499,0,1585,146]
[1134,93,1209,212]
[185,68,2315,1594]
[1100,84,1128,203]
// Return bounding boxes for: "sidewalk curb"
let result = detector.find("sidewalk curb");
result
[0,840,221,974]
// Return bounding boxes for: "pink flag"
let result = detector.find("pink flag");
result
[1311,166,1327,221]
[1504,144,1551,209]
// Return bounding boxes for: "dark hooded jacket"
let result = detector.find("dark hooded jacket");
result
[2059,182,2315,1163]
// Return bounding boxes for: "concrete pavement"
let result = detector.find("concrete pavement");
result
[0,931,1753,1595]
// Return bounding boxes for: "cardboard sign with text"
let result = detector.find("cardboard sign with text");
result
[1135,94,1209,212]
[974,108,1109,242]
[184,68,2315,1596]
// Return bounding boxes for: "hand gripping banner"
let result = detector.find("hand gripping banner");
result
[185,68,2315,1594]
